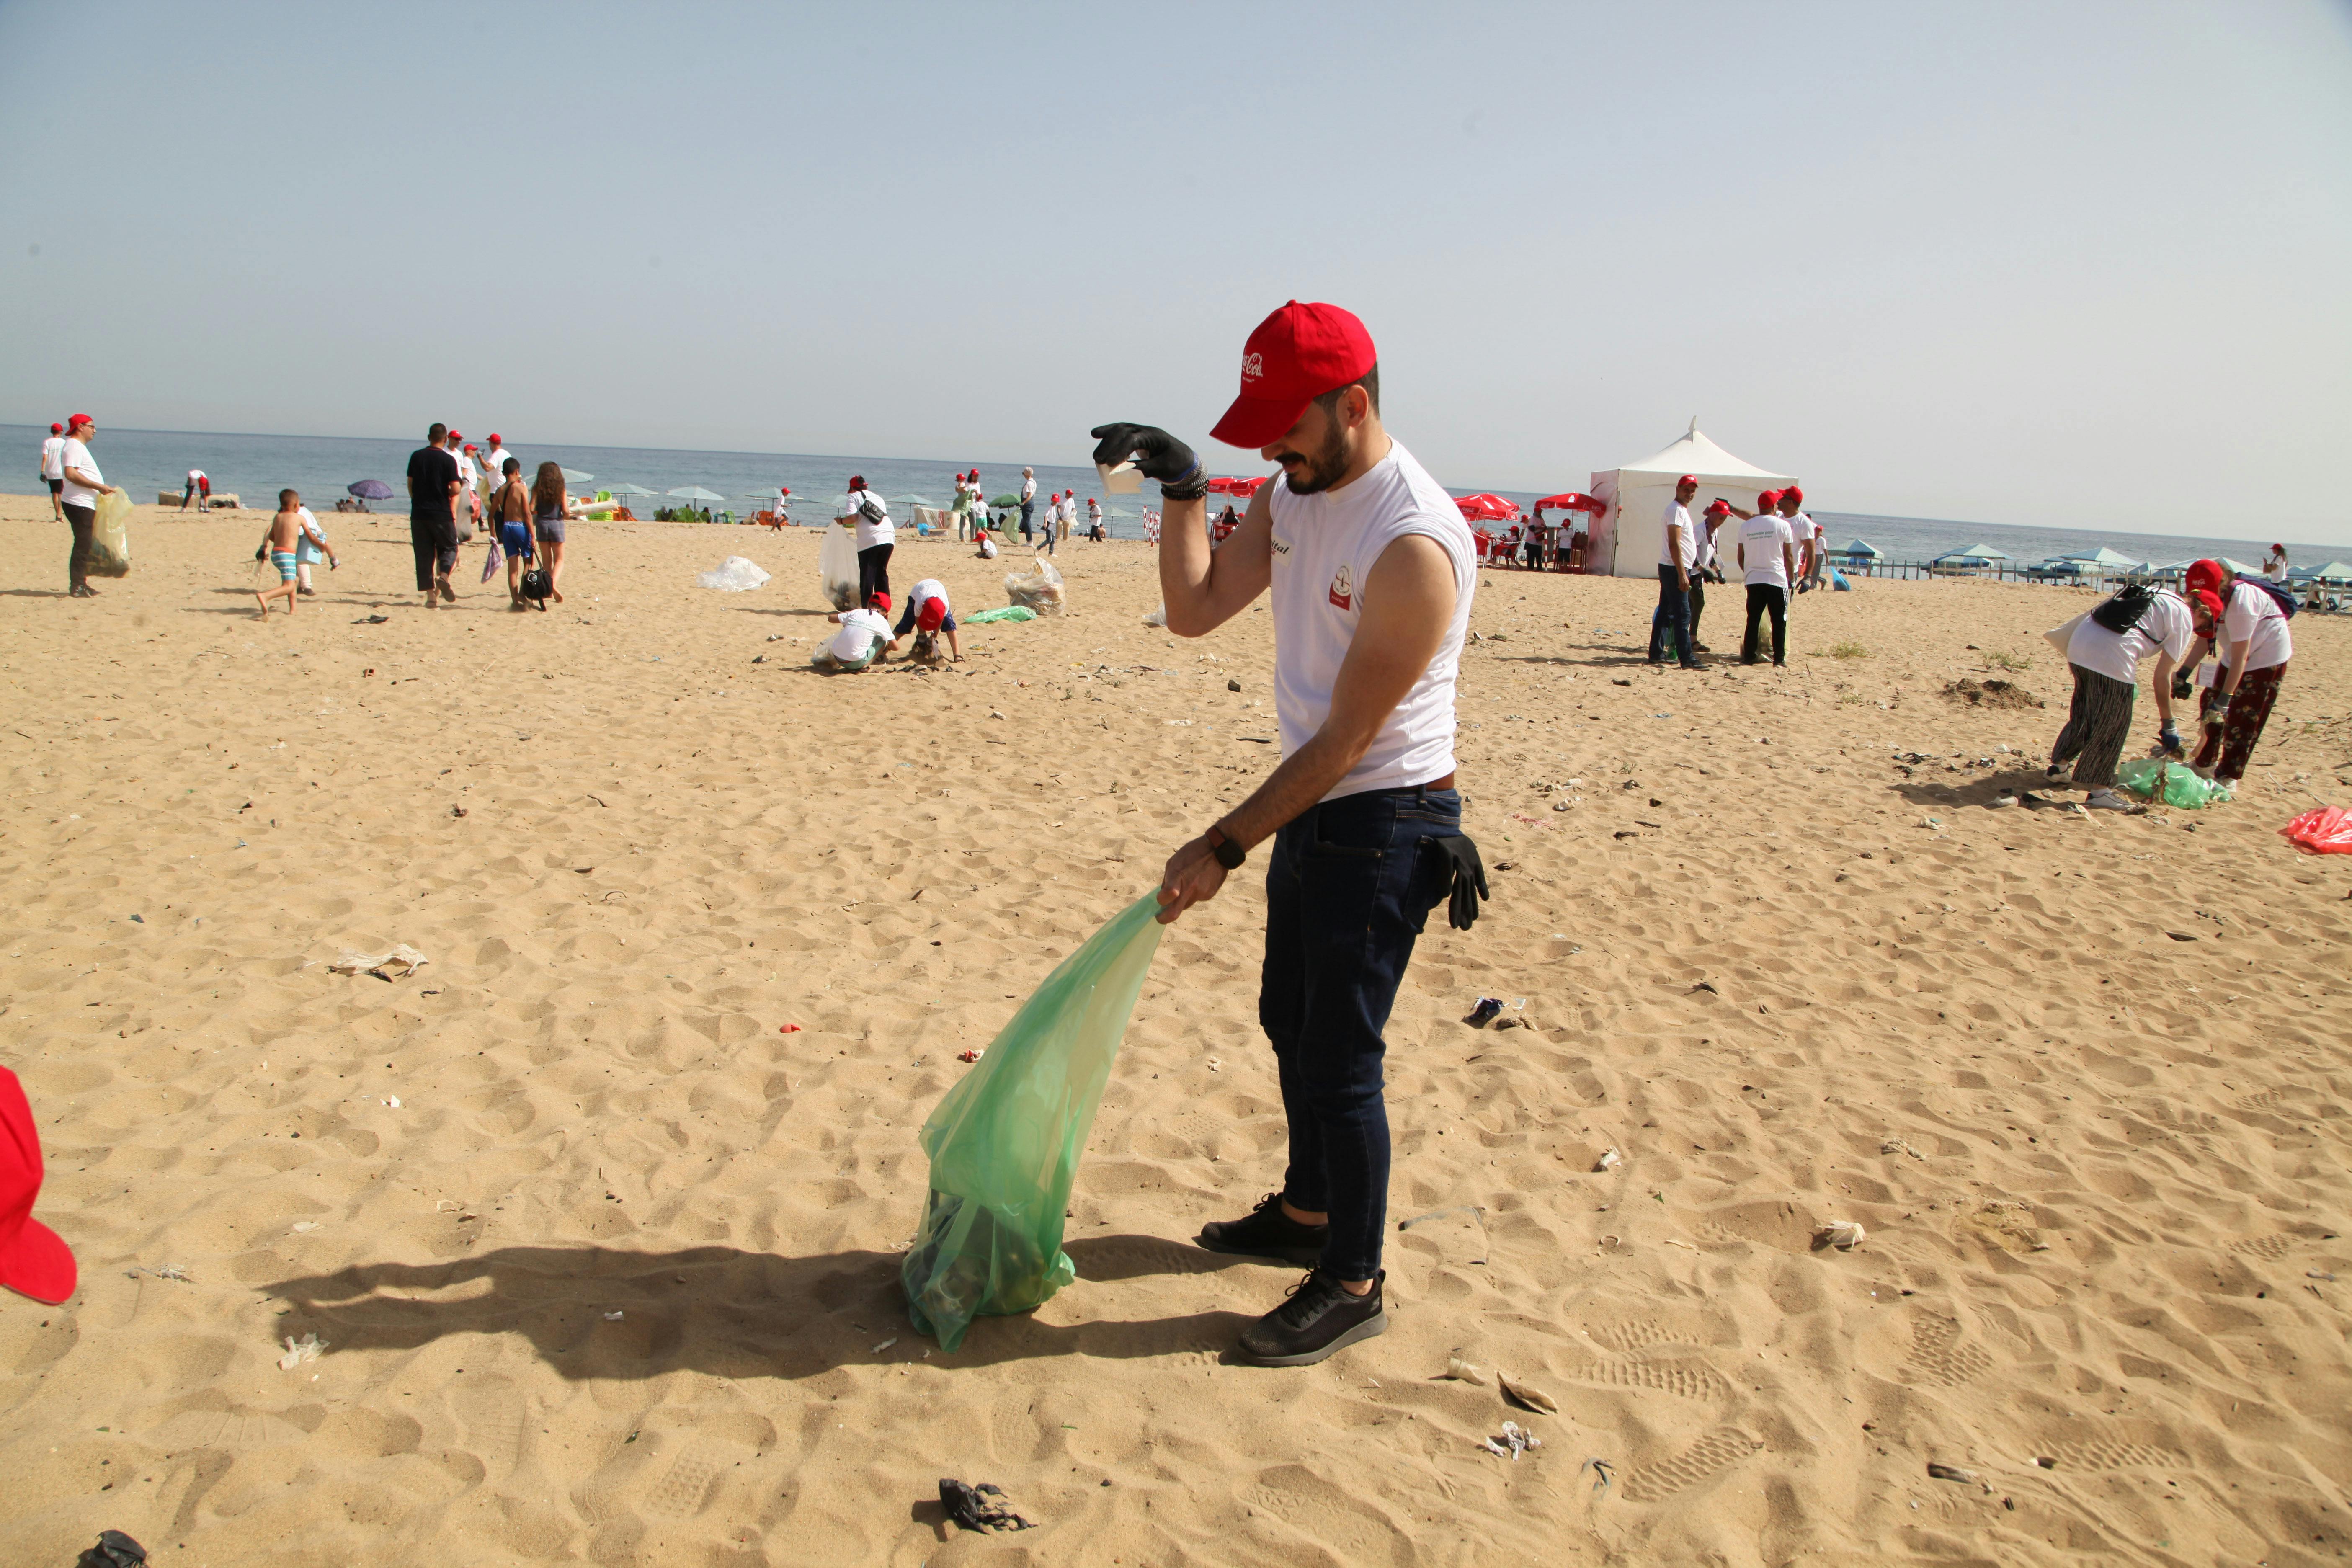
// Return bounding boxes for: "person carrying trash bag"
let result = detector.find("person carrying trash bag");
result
[1090,298,1487,1368]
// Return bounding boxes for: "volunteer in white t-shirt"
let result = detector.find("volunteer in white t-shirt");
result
[1730,489,1794,665]
[2182,560,2293,786]
[181,469,210,511]
[814,602,895,672]
[1776,488,1819,591]
[892,577,961,660]
[1650,476,1701,667]
[2048,586,2195,809]
[482,435,514,485]
[450,433,481,529]
[837,474,894,607]
[1019,468,1037,540]
[2263,544,2288,583]
[1091,299,1481,1369]
[39,422,66,521]
[57,414,116,598]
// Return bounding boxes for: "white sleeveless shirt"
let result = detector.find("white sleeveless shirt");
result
[1266,440,1476,802]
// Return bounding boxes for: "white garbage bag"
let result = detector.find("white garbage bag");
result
[820,521,861,609]
[1006,557,1065,614]
[698,556,772,592]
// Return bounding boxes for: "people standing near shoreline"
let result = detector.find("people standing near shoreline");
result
[490,457,538,611]
[405,422,461,608]
[1094,298,1480,1367]
[2263,543,2289,583]
[57,415,115,598]
[449,431,481,539]
[482,433,513,483]
[1019,467,1037,541]
[530,461,573,603]
[2182,560,2292,789]
[1731,489,1792,665]
[1650,475,1701,668]
[39,423,65,522]
[2047,583,2194,809]
[841,474,895,607]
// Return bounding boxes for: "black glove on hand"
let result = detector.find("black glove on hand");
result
[255,544,268,562]
[1429,834,1489,931]
[1089,423,1207,500]
[2170,671,2194,700]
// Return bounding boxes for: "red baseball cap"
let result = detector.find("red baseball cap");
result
[449,430,462,439]
[1210,300,1377,448]
[1704,499,1731,517]
[1781,486,1804,506]
[1676,475,1697,488]
[917,597,947,631]
[0,1068,76,1305]
[869,590,890,611]
[2188,588,2224,623]
[49,422,62,434]
[1757,490,1782,509]
[67,414,93,428]
[2184,559,2227,599]
[488,433,501,444]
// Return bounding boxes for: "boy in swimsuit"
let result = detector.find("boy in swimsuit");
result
[254,489,304,618]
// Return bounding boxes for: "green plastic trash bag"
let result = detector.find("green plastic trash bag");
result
[2114,758,2233,809]
[88,489,133,577]
[964,605,1037,624]
[903,893,1164,1350]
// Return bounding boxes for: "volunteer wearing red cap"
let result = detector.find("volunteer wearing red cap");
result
[2183,567,2293,787]
[1650,476,1703,667]
[1779,487,1823,592]
[0,1066,77,1305]
[1727,490,1794,664]
[893,577,961,661]
[39,422,67,522]
[838,475,894,606]
[2045,582,2197,807]
[482,433,514,486]
[57,415,115,598]
[2263,543,2289,583]
[1091,300,1482,1368]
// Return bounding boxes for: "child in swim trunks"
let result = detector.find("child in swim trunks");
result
[490,458,538,610]
[254,489,304,618]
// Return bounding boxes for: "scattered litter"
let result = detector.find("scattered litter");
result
[289,1221,320,1234]
[1928,1462,1984,1486]
[1463,997,1504,1028]
[1480,1421,1542,1461]
[2035,1455,2057,1469]
[451,806,468,818]
[1579,1457,1615,1493]
[872,1336,897,1353]
[1987,793,2019,810]
[1879,1137,1924,1159]
[382,1095,401,1109]
[2165,931,2198,942]
[435,1199,464,1213]
[1439,1357,1489,1386]
[1815,1220,1867,1251]
[2310,1271,2339,1282]
[939,1478,1034,1532]
[955,1048,984,1063]
[125,1264,191,1284]
[1594,1148,1623,1172]
[1499,1370,1558,1414]
[603,1311,624,1321]
[1206,1057,1221,1072]
[966,606,1036,625]
[276,1333,325,1370]
[1956,1198,2040,1254]
[72,1530,148,1568]
[1690,980,1718,995]
[328,944,428,981]
[779,1023,802,1034]
[696,556,771,592]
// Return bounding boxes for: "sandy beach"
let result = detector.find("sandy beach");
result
[2,493,2348,1566]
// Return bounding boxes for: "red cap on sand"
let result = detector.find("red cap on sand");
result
[0,1068,76,1305]
[2189,588,2224,623]
[2184,559,2227,599]
[67,414,93,428]
[1210,301,1377,448]
[917,598,947,631]
[49,422,62,434]
[1676,475,1697,488]
[1781,486,1804,506]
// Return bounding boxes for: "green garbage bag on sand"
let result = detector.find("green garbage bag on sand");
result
[2114,758,2233,810]
[903,894,1164,1350]
[965,605,1037,625]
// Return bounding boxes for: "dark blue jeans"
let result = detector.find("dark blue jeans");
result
[1649,563,1693,663]
[1259,784,1460,1281]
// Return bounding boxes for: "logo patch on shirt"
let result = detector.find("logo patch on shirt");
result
[1328,565,1354,611]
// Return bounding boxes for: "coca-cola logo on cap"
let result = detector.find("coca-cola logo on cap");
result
[1240,351,1264,383]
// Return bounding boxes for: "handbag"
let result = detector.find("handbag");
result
[520,567,552,602]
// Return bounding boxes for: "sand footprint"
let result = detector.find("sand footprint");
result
[2228,1233,2299,1261]
[452,1372,529,1485]
[2052,1438,2188,1471]
[1621,1428,1765,1503]
[1903,1314,1994,1387]
[1564,1356,1736,1403]
[645,1443,725,1520]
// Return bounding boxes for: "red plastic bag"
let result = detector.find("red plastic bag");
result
[2280,807,2352,854]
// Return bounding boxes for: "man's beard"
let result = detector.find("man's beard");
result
[1275,419,1351,495]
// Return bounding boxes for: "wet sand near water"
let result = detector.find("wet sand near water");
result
[1,493,2348,1565]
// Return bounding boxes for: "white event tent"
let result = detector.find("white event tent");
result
[1588,420,1796,579]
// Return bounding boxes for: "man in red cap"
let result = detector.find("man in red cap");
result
[1649,476,1703,667]
[1091,300,1483,1367]
[39,421,67,522]
[0,1067,77,1306]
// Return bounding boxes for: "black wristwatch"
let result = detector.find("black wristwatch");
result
[1204,824,1246,871]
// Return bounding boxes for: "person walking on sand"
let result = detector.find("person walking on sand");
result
[1728,490,1793,665]
[2182,560,2293,789]
[1650,475,1702,668]
[293,500,337,595]
[1092,298,1483,1367]
[841,475,895,607]
[406,421,462,608]
[39,422,66,522]
[1019,467,1037,541]
[2046,582,2195,810]
[531,461,573,603]
[490,457,539,611]
[451,432,482,537]
[253,490,307,618]
[57,415,116,598]
[181,468,210,511]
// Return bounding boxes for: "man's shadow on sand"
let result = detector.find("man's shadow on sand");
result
[261,1234,1271,1379]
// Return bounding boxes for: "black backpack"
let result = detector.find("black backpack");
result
[2234,575,2299,619]
[520,567,551,602]
[2089,583,2156,634]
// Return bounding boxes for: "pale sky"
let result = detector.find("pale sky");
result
[4,1,2348,542]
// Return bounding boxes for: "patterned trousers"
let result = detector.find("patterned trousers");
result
[2194,663,2286,781]
[2050,664,2137,788]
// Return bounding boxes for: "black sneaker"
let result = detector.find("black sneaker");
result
[1237,1269,1387,1366]
[1197,1192,1327,1266]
